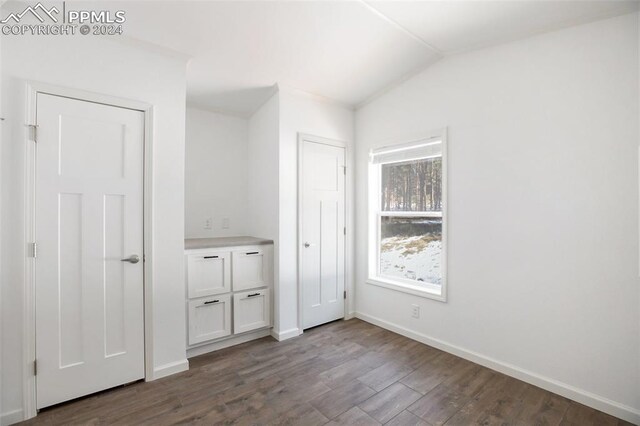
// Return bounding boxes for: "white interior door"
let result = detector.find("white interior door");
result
[35,93,145,409]
[300,138,346,329]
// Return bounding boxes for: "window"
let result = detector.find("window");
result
[368,131,447,300]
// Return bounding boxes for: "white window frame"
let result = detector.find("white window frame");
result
[367,128,448,302]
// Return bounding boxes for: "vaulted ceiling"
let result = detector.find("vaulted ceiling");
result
[99,1,639,116]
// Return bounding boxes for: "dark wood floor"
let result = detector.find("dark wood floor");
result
[23,319,632,426]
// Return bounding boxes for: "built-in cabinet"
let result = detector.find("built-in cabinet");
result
[185,238,273,352]
[233,289,270,334]
[232,249,268,291]
[187,251,231,297]
[188,294,231,345]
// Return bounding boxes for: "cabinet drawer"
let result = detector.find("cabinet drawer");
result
[233,289,270,334]
[188,295,231,345]
[187,251,231,298]
[232,249,268,291]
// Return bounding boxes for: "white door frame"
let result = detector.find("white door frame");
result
[23,82,155,419]
[297,133,350,333]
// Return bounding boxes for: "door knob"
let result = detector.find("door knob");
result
[121,254,140,264]
[304,242,314,248]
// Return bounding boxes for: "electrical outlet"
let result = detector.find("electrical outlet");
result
[204,217,213,230]
[222,217,230,229]
[411,304,420,319]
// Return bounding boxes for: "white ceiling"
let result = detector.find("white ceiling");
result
[101,1,638,116]
[367,0,640,54]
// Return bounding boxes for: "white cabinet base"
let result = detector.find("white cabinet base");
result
[187,328,271,358]
[185,242,273,355]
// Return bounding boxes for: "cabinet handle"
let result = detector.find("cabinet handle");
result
[247,293,261,298]
[246,251,259,255]
[203,300,219,305]
[203,255,219,259]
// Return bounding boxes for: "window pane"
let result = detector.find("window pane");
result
[380,157,442,212]
[380,216,442,286]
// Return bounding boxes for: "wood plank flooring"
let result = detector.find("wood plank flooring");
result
[22,319,633,426]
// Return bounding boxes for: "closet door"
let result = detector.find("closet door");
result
[35,93,145,408]
[300,138,345,329]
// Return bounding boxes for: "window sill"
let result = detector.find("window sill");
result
[366,277,447,302]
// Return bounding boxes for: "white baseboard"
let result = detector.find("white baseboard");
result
[187,329,272,358]
[345,311,356,320]
[1,409,24,426]
[150,359,189,381]
[355,312,640,425]
[272,327,301,341]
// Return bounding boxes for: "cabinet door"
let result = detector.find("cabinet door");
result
[187,251,231,298]
[232,249,267,291]
[188,295,231,345]
[233,289,270,334]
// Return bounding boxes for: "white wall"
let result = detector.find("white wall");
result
[246,93,281,330]
[355,12,640,423]
[245,88,354,338]
[0,31,4,424]
[185,107,249,238]
[278,87,354,337]
[247,93,280,244]
[1,35,188,423]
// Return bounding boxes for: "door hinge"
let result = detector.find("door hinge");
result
[34,359,37,376]
[29,242,37,258]
[343,291,347,299]
[343,166,346,175]
[344,227,346,235]
[27,124,38,143]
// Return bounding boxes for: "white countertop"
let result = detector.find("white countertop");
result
[185,236,273,250]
